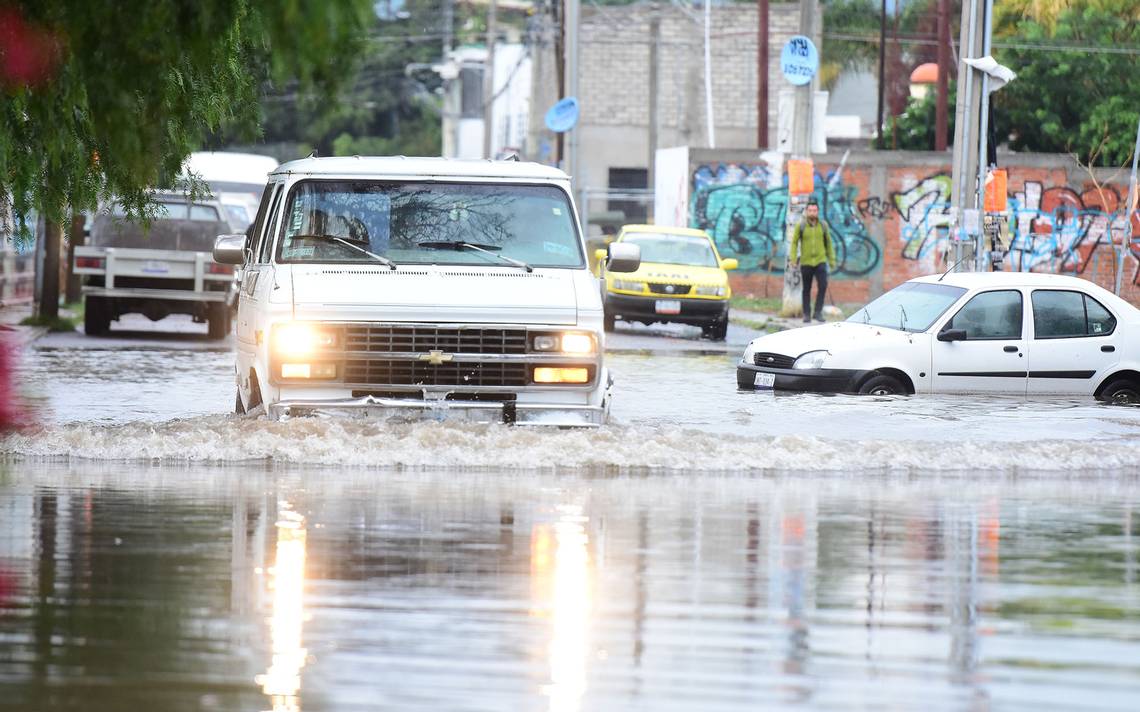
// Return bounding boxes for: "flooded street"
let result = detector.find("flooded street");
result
[3,317,1140,710]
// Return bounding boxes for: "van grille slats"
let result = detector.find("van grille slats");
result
[343,360,529,387]
[343,326,528,355]
[753,352,796,369]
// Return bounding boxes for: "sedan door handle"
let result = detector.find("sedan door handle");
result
[1102,345,1116,353]
[1003,345,1019,353]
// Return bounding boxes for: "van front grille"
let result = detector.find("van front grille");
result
[343,359,529,387]
[343,325,528,355]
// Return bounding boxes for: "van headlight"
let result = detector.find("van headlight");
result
[531,331,597,354]
[612,279,646,292]
[792,350,829,370]
[273,323,338,356]
[694,285,727,297]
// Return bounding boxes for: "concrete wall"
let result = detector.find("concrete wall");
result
[570,3,802,197]
[677,149,1140,306]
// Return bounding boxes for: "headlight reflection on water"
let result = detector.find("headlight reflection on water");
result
[255,505,308,712]
[532,505,593,712]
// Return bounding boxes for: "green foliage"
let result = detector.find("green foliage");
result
[994,3,1140,166]
[0,0,371,240]
[877,81,957,151]
[821,0,884,90]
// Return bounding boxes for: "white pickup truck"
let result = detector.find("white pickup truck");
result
[74,194,238,338]
[213,156,641,425]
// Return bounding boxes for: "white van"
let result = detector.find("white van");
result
[214,156,640,425]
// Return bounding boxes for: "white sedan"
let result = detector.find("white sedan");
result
[737,272,1140,403]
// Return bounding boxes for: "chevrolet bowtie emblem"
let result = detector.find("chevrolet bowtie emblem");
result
[419,350,454,366]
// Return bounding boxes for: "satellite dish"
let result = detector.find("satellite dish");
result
[544,97,579,133]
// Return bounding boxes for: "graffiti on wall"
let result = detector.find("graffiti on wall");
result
[690,164,881,278]
[892,173,1139,282]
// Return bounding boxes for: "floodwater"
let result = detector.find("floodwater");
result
[2,318,1140,710]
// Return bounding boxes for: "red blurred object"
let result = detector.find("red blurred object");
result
[0,329,27,430]
[207,263,234,275]
[0,6,60,88]
[75,256,105,269]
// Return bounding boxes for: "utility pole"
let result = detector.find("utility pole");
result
[648,4,660,192]
[791,0,817,157]
[1116,119,1140,295]
[483,0,498,159]
[950,0,985,270]
[876,0,886,141]
[758,0,769,148]
[703,0,716,148]
[935,0,949,151]
[566,0,581,185]
[973,0,994,271]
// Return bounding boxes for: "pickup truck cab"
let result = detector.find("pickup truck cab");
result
[214,156,640,425]
[74,193,237,338]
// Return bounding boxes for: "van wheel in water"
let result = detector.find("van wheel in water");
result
[859,373,906,396]
[1100,378,1140,405]
[84,296,110,336]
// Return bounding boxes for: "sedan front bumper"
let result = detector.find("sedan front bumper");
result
[736,361,869,393]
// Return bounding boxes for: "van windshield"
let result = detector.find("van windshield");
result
[275,181,584,268]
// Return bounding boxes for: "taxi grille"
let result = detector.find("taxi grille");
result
[343,325,528,355]
[753,352,796,369]
[343,359,529,387]
[647,283,692,295]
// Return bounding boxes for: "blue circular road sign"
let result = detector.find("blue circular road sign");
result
[781,35,819,86]
[544,97,579,133]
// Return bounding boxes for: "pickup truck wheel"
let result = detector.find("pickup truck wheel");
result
[234,389,246,415]
[207,303,228,340]
[603,310,615,332]
[84,297,110,336]
[858,373,906,396]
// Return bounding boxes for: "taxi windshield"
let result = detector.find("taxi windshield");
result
[621,233,718,267]
[275,180,583,268]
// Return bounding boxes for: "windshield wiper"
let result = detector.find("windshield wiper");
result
[898,304,909,331]
[416,240,533,272]
[294,233,397,270]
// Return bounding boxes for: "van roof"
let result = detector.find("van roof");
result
[271,156,571,182]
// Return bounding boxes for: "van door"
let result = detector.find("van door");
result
[931,289,1029,394]
[236,183,282,352]
[1027,289,1120,395]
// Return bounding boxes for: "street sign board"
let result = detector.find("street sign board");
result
[781,35,818,86]
[544,97,579,133]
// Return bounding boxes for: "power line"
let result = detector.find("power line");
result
[824,31,1140,56]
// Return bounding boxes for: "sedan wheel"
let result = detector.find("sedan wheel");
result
[858,373,907,396]
[1102,378,1140,405]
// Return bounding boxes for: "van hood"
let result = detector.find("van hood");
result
[282,265,579,324]
[747,321,917,358]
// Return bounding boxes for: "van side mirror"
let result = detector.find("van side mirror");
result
[214,234,247,265]
[721,258,738,271]
[937,327,967,342]
[606,242,641,273]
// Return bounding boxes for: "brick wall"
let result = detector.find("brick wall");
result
[683,150,1140,307]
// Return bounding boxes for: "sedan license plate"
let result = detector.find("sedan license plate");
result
[754,372,776,389]
[141,260,170,275]
[655,299,681,315]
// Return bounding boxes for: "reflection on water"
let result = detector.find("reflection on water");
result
[255,505,308,712]
[1,466,1140,711]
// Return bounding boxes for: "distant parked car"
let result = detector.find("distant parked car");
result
[597,225,737,340]
[737,272,1140,403]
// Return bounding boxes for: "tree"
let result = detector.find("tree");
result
[0,1,371,320]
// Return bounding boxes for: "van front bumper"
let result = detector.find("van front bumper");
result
[267,396,606,426]
[736,362,869,393]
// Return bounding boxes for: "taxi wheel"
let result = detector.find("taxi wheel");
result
[604,311,615,332]
[1101,378,1140,405]
[858,373,906,396]
[702,318,728,341]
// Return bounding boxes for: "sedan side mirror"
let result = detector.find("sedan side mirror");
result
[721,258,739,271]
[937,327,967,342]
[606,242,641,273]
[214,233,247,265]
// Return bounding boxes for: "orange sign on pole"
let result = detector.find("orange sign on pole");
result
[787,159,814,196]
[984,168,1008,212]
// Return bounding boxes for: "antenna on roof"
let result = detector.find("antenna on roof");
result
[502,152,520,162]
[938,254,972,281]
[307,148,318,158]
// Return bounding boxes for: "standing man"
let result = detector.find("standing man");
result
[789,198,836,323]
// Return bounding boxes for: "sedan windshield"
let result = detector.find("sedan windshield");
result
[621,233,718,267]
[275,181,583,268]
[848,281,967,332]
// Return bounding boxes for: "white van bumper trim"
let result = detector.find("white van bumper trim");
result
[267,396,606,427]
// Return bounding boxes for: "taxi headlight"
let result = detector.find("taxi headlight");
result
[612,279,646,292]
[695,285,727,297]
[273,323,337,356]
[792,350,829,370]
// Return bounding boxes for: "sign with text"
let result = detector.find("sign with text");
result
[781,35,818,86]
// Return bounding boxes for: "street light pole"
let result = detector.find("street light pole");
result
[483,0,498,159]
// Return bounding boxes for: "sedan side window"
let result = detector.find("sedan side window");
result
[948,290,1023,340]
[1032,289,1118,338]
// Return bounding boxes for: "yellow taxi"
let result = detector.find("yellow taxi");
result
[596,225,737,340]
